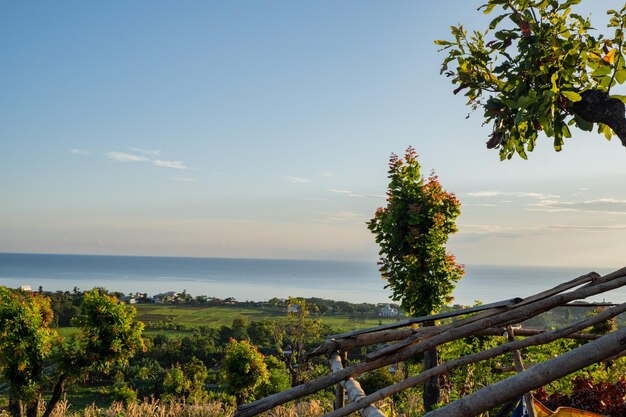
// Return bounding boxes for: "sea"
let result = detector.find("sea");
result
[0,253,621,306]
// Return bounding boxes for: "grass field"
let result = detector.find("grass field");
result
[134,304,284,327]
[132,304,389,334]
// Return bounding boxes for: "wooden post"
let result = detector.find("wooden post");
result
[506,326,536,417]
[333,351,346,410]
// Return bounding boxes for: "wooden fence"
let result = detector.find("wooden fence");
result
[235,267,626,417]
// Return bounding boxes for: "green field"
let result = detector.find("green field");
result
[134,304,284,326]
[132,304,388,334]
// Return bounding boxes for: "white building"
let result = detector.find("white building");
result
[379,304,398,317]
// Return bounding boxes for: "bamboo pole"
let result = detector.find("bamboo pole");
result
[329,352,385,417]
[506,326,536,417]
[235,268,626,417]
[320,300,626,417]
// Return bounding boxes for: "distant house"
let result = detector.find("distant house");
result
[19,285,32,292]
[379,304,398,317]
[153,291,179,304]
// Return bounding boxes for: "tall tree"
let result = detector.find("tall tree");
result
[281,297,321,386]
[368,148,464,317]
[368,147,463,411]
[437,0,626,159]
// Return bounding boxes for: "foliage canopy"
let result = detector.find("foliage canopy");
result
[437,0,626,159]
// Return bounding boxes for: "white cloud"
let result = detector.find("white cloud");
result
[466,191,558,199]
[106,151,149,162]
[466,191,501,197]
[328,189,352,194]
[539,224,626,231]
[106,150,188,170]
[172,177,197,182]
[130,147,162,157]
[154,159,187,170]
[528,198,626,214]
[71,148,91,155]
[284,176,310,184]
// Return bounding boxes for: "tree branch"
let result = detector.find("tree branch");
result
[572,90,626,146]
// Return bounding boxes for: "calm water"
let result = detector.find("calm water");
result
[0,253,620,305]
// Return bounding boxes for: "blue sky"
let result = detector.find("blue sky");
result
[2,1,625,268]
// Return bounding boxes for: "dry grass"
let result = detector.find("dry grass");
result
[0,398,334,417]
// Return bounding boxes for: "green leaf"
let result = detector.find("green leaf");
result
[561,91,582,102]
[562,124,572,138]
[574,114,593,131]
[481,3,497,14]
[592,65,612,78]
[615,69,626,84]
[489,13,510,30]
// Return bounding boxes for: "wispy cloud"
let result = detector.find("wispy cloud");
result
[539,224,626,231]
[106,151,149,162]
[466,191,558,199]
[458,221,626,240]
[284,176,310,184]
[71,148,91,155]
[529,199,626,214]
[302,197,331,202]
[130,147,161,157]
[327,188,367,198]
[154,159,187,170]
[318,210,367,223]
[107,149,188,170]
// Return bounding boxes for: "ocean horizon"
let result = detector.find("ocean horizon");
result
[0,252,620,305]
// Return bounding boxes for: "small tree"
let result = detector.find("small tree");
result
[0,288,57,417]
[162,357,209,403]
[222,339,269,405]
[256,355,291,398]
[437,0,626,159]
[368,147,463,411]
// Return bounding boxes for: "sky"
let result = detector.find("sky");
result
[2,1,626,268]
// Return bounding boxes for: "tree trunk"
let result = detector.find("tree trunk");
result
[422,320,439,412]
[25,401,38,417]
[8,395,21,417]
[42,375,66,417]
